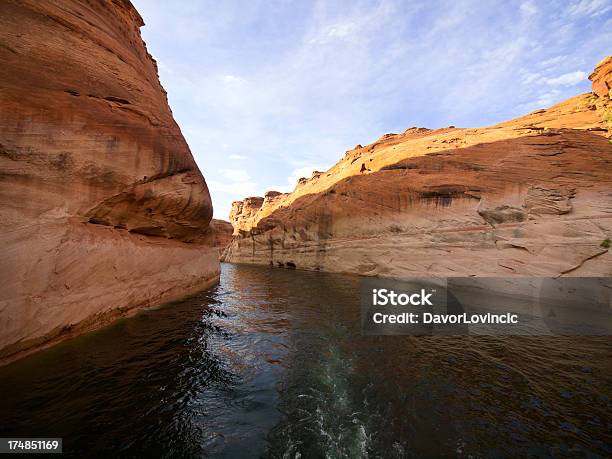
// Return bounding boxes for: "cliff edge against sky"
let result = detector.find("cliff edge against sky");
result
[223,57,612,278]
[0,0,219,364]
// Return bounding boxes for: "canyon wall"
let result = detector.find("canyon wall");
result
[223,59,612,278]
[210,219,233,256]
[0,0,219,363]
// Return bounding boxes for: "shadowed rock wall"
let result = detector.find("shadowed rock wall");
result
[0,0,219,363]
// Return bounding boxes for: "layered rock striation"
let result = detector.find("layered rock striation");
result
[589,56,612,99]
[223,59,612,277]
[0,0,219,363]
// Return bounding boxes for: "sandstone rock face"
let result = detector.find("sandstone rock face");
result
[589,56,612,100]
[230,197,265,235]
[0,0,219,363]
[223,59,612,278]
[210,219,233,256]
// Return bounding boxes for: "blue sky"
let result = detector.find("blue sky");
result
[132,0,611,219]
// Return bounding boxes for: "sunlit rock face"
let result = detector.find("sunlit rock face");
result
[589,56,612,100]
[0,0,219,363]
[223,58,612,278]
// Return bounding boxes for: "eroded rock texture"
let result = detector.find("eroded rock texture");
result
[223,59,612,278]
[0,0,219,363]
[210,219,233,256]
[589,56,612,99]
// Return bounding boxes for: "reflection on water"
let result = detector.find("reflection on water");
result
[0,264,610,457]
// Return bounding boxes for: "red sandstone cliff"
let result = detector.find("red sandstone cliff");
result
[589,56,612,99]
[223,58,612,277]
[210,219,233,256]
[0,0,219,363]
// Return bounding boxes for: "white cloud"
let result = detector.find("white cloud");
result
[305,1,395,46]
[219,168,251,182]
[521,72,542,85]
[222,74,245,84]
[539,55,566,68]
[328,22,357,38]
[521,68,587,87]
[535,89,562,106]
[207,179,259,196]
[308,20,359,44]
[520,1,538,16]
[517,89,563,112]
[156,60,174,74]
[567,0,611,17]
[207,168,261,217]
[135,0,609,218]
[544,71,587,86]
[209,169,262,214]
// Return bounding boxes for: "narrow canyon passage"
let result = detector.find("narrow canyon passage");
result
[0,264,610,457]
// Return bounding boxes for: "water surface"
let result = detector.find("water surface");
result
[1,263,610,457]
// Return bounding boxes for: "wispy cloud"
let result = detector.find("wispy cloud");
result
[219,169,251,182]
[520,1,538,16]
[307,20,359,45]
[539,55,566,67]
[566,0,611,17]
[544,71,588,86]
[222,74,245,84]
[520,70,588,87]
[207,168,261,216]
[133,0,610,218]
